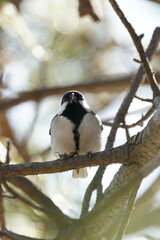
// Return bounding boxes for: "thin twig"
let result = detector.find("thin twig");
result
[0,184,5,231]
[0,229,46,240]
[126,174,160,234]
[78,0,100,21]
[122,120,130,141]
[3,181,44,212]
[103,105,154,122]
[103,106,155,129]
[7,177,72,229]
[133,58,142,63]
[135,95,153,103]
[108,0,160,98]
[125,106,155,128]
[114,183,140,240]
[5,140,11,164]
[105,26,160,150]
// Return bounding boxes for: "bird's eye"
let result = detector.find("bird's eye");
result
[79,95,84,101]
[75,93,84,101]
[80,95,84,100]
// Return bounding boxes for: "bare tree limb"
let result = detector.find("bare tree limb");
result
[55,155,160,240]
[78,0,100,21]
[5,140,11,164]
[85,156,160,240]
[3,181,44,212]
[114,183,140,240]
[0,75,132,112]
[0,184,5,231]
[134,95,153,103]
[103,105,155,128]
[108,0,160,98]
[106,27,160,150]
[0,147,127,177]
[6,177,72,231]
[146,0,160,4]
[81,25,160,217]
[0,229,46,240]
[0,103,159,179]
[97,4,160,233]
[126,174,160,234]
[1,73,160,113]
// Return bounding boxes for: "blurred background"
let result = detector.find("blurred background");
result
[0,0,160,239]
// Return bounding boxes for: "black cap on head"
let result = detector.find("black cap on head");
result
[61,90,84,105]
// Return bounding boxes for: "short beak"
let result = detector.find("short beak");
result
[69,94,77,103]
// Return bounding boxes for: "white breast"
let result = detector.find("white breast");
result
[50,115,75,158]
[78,113,102,155]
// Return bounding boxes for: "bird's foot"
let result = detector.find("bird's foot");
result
[57,152,77,159]
[87,151,93,158]
[68,151,78,158]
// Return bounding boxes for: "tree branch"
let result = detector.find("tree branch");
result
[103,105,155,129]
[81,25,160,216]
[6,177,71,231]
[0,75,132,112]
[114,183,140,240]
[1,73,160,113]
[97,5,160,232]
[0,184,5,231]
[84,156,160,240]
[105,26,160,150]
[0,229,46,240]
[108,0,160,98]
[0,147,127,177]
[78,0,100,21]
[55,155,160,240]
[3,181,44,212]
[0,103,160,178]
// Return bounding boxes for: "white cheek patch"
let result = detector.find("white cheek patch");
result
[79,100,91,112]
[58,101,68,115]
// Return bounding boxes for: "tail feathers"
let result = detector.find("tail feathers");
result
[72,168,88,178]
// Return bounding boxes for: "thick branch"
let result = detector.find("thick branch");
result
[56,156,160,240]
[0,104,160,178]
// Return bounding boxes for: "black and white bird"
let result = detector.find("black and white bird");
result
[49,90,103,178]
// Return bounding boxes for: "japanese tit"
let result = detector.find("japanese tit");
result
[49,90,103,178]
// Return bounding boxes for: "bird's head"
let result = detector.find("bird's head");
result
[58,90,90,114]
[61,90,84,105]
